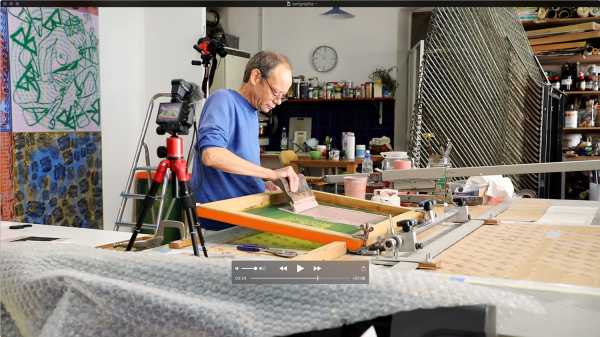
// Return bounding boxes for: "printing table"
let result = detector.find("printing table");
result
[1,197,599,336]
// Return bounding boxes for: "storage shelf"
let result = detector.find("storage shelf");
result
[564,127,600,133]
[523,17,600,29]
[564,155,600,161]
[537,54,600,65]
[284,97,395,103]
[565,91,600,95]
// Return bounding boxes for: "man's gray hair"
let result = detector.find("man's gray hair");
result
[243,51,291,82]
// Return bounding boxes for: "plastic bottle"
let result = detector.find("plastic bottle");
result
[361,150,373,174]
[280,127,288,150]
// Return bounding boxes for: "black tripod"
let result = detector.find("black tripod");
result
[126,135,208,257]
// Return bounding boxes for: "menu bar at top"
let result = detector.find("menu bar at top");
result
[2,0,598,8]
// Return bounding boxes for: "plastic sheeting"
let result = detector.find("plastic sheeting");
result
[1,242,544,337]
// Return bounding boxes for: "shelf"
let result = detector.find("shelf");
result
[284,97,395,103]
[564,127,600,133]
[565,91,600,95]
[564,155,600,161]
[537,54,600,65]
[523,17,600,29]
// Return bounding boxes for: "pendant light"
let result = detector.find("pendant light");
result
[321,6,354,19]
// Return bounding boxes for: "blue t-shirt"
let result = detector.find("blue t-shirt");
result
[191,89,265,230]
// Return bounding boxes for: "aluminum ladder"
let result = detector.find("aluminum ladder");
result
[113,93,176,232]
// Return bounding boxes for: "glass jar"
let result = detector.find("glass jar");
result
[381,151,412,171]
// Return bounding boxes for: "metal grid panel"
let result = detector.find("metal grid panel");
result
[408,8,548,191]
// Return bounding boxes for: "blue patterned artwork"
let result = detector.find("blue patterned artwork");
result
[3,7,104,228]
[13,132,103,228]
[8,7,100,132]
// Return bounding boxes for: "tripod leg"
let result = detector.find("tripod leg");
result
[126,161,168,251]
[180,181,208,257]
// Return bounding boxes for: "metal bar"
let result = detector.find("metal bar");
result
[382,160,600,181]
[323,173,369,184]
[472,199,512,220]
[391,219,485,270]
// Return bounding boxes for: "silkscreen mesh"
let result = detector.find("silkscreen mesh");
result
[408,7,548,191]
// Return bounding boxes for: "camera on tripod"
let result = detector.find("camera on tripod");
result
[156,79,202,136]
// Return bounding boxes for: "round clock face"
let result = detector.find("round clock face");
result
[311,45,337,72]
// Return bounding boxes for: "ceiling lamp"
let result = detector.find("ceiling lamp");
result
[322,6,355,19]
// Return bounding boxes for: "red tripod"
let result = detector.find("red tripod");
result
[126,135,208,257]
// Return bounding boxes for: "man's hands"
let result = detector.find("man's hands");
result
[269,166,299,192]
[264,181,281,192]
[201,147,299,192]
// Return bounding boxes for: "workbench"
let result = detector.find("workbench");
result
[190,197,600,337]
[260,151,383,173]
[1,197,599,337]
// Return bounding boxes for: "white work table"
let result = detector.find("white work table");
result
[0,221,132,247]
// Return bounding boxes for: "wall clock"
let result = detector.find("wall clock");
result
[311,45,338,72]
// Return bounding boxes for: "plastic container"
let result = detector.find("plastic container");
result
[345,134,355,160]
[381,151,411,170]
[393,160,412,169]
[309,150,321,160]
[361,150,373,173]
[280,127,288,150]
[316,145,327,158]
[371,189,401,206]
[344,176,368,199]
[329,149,340,161]
[449,179,489,198]
[591,182,600,201]
[355,144,366,158]
[563,134,582,149]
[564,108,578,128]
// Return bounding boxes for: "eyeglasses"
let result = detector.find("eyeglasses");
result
[262,75,287,102]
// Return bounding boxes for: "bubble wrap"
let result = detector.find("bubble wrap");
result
[1,242,544,337]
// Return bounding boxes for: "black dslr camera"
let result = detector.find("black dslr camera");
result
[156,79,202,135]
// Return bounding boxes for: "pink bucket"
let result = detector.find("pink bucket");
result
[344,176,368,199]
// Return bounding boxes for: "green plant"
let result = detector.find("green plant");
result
[369,66,398,96]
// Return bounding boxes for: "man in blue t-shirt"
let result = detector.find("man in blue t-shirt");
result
[191,51,298,230]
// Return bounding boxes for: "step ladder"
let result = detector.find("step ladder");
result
[114,93,177,232]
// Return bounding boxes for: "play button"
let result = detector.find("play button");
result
[296,264,304,273]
